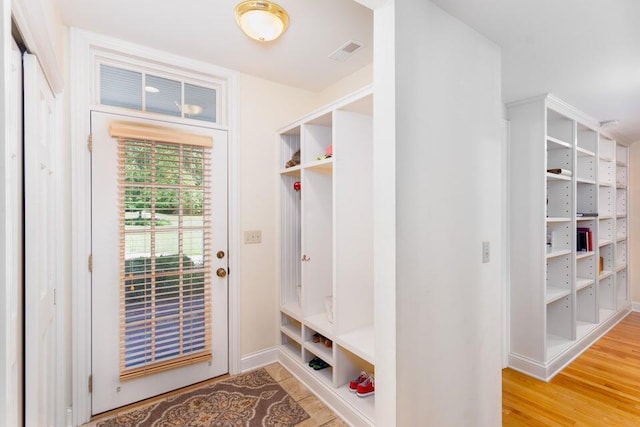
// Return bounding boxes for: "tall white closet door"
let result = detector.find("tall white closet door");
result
[24,52,59,427]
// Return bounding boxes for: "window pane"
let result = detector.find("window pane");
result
[145,75,181,117]
[184,83,216,122]
[100,64,142,110]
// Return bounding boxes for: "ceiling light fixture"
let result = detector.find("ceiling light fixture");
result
[234,1,289,42]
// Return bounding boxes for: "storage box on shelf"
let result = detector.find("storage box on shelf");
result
[508,94,631,381]
[277,86,375,426]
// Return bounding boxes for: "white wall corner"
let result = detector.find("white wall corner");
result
[239,347,279,373]
[632,301,640,312]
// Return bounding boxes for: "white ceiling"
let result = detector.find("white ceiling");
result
[58,0,640,142]
[57,0,373,92]
[431,0,640,143]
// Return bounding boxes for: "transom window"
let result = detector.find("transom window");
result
[99,63,219,124]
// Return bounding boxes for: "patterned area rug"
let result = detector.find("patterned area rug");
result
[97,369,310,427]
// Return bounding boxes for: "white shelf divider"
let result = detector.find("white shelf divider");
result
[336,326,375,365]
[546,287,572,305]
[576,278,595,291]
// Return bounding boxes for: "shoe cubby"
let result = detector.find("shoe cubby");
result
[303,326,334,367]
[616,269,628,306]
[303,348,334,387]
[281,313,302,343]
[335,345,375,420]
[281,332,302,361]
[599,275,615,322]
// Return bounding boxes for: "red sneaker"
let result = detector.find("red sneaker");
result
[348,371,368,392]
[356,375,374,397]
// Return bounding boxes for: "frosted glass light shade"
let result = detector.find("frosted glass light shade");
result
[235,1,289,42]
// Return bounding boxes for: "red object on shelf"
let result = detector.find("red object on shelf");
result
[326,144,333,157]
[293,181,301,192]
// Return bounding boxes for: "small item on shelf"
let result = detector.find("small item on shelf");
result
[349,371,369,392]
[356,374,375,397]
[324,338,332,348]
[308,357,329,370]
[546,230,553,253]
[325,296,333,324]
[312,333,322,343]
[285,150,300,168]
[315,145,334,161]
[576,212,598,217]
[547,168,572,176]
[293,181,301,192]
[599,256,604,274]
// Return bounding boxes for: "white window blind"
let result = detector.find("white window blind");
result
[113,122,214,381]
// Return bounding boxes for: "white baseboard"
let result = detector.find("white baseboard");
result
[632,301,640,312]
[239,347,279,372]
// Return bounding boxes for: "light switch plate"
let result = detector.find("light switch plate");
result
[482,241,490,263]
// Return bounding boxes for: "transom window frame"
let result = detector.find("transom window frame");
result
[91,52,229,127]
[70,28,240,426]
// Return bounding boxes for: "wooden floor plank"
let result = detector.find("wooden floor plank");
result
[503,312,640,426]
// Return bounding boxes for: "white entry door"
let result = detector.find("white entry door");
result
[24,53,58,426]
[91,112,229,414]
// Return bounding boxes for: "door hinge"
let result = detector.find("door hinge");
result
[88,254,93,273]
[87,134,93,152]
[88,375,93,393]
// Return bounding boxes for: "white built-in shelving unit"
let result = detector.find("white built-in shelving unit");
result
[277,86,374,426]
[508,94,631,381]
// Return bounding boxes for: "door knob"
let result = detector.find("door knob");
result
[216,268,227,278]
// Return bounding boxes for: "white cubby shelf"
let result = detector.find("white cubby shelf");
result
[508,94,631,381]
[278,86,375,425]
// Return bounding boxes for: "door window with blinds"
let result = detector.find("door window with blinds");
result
[112,122,213,380]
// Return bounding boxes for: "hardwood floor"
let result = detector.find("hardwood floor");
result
[503,312,640,426]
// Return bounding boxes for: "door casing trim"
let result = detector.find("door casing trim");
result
[70,28,241,426]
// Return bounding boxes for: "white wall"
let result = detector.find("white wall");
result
[313,63,373,108]
[238,74,317,355]
[391,1,503,425]
[239,67,373,357]
[629,143,640,305]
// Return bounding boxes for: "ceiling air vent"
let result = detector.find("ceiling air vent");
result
[328,40,363,62]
